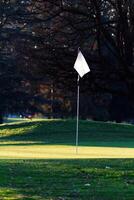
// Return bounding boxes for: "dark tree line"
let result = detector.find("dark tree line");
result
[0,0,41,122]
[0,0,134,122]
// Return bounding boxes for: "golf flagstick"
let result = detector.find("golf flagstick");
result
[76,75,80,154]
[74,49,90,154]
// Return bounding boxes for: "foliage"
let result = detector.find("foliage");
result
[0,0,134,122]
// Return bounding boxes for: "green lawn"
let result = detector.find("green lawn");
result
[0,119,134,199]
[0,119,134,158]
[0,159,134,199]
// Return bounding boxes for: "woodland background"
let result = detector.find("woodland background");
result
[0,0,134,123]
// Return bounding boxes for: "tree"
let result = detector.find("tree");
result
[0,0,41,123]
[27,0,134,121]
[0,0,134,122]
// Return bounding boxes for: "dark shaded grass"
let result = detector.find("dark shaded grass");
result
[0,120,134,148]
[0,159,134,199]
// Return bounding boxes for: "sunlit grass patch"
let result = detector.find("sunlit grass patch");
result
[0,187,42,199]
[0,187,24,199]
[0,123,38,139]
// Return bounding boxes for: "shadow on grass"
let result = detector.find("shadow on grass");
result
[0,141,134,148]
[0,119,134,148]
[0,159,134,200]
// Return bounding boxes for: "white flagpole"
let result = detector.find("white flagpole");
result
[74,48,90,154]
[76,74,80,154]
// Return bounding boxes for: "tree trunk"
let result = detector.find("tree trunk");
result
[0,114,3,124]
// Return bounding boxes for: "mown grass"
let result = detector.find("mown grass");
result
[0,159,134,199]
[0,119,134,199]
[1,119,134,146]
[0,119,134,159]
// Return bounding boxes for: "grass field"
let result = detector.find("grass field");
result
[0,119,134,199]
[0,119,134,158]
[0,159,134,200]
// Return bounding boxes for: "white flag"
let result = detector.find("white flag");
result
[74,50,90,78]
